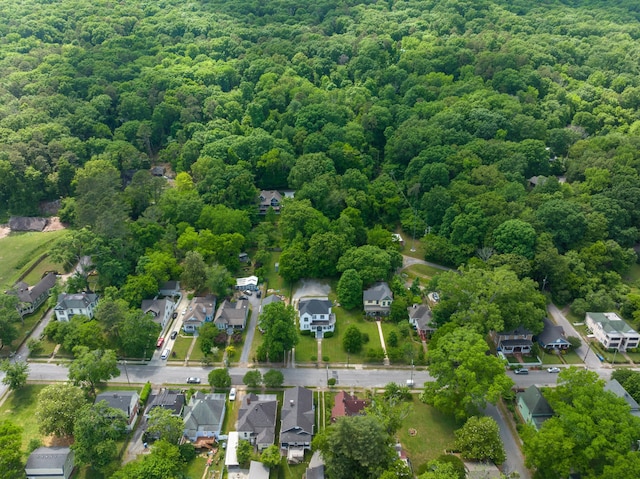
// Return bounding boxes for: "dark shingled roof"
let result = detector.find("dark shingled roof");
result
[299,299,331,316]
[363,282,392,301]
[26,446,72,471]
[280,386,314,444]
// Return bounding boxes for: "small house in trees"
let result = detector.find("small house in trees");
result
[237,393,278,451]
[182,392,227,442]
[141,298,175,330]
[605,379,640,417]
[182,295,216,333]
[491,326,533,355]
[236,275,259,291]
[280,386,315,462]
[25,447,75,479]
[159,280,180,296]
[331,391,368,422]
[213,299,249,331]
[585,312,640,352]
[363,282,393,316]
[95,391,140,431]
[258,190,282,214]
[54,292,98,321]
[517,385,554,431]
[10,271,57,317]
[407,304,435,339]
[536,318,570,351]
[145,388,185,418]
[298,298,335,338]
[259,294,282,313]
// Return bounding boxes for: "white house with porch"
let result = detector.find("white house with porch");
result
[586,312,640,352]
[298,298,335,338]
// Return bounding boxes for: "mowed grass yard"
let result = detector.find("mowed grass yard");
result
[397,395,459,469]
[0,230,68,291]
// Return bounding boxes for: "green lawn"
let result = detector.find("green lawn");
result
[0,385,49,451]
[171,336,193,360]
[322,308,382,364]
[275,455,310,479]
[404,263,444,282]
[0,230,68,291]
[264,251,290,296]
[623,263,640,285]
[22,257,65,286]
[397,227,426,260]
[397,395,459,470]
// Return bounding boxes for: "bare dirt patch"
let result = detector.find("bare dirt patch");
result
[43,435,74,447]
[43,217,65,232]
[0,225,9,240]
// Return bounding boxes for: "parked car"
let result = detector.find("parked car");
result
[257,290,262,298]
[172,311,178,319]
[514,368,529,375]
[243,290,253,296]
[156,337,165,348]
[170,331,178,340]
[186,377,201,384]
[239,295,249,300]
[160,348,170,360]
[547,367,561,373]
[432,292,440,302]
[229,388,236,401]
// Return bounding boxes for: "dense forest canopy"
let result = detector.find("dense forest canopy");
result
[2,0,640,321]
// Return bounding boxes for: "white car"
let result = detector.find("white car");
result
[186,377,201,384]
[547,367,561,373]
[229,387,236,401]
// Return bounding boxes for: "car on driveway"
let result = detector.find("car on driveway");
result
[547,367,561,373]
[170,331,178,340]
[229,388,236,401]
[514,368,529,375]
[186,377,201,384]
[156,337,165,348]
[239,295,249,300]
[243,290,253,296]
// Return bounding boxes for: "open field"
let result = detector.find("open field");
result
[0,230,68,291]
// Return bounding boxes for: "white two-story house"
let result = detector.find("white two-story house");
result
[363,282,393,316]
[298,298,335,338]
[54,293,98,321]
[586,312,640,352]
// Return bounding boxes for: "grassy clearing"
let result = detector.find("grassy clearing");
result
[264,251,290,297]
[22,257,65,285]
[171,336,192,360]
[0,385,49,451]
[275,455,310,479]
[404,263,444,282]
[0,230,68,291]
[623,263,640,285]
[397,395,459,469]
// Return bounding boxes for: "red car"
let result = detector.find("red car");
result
[156,337,165,348]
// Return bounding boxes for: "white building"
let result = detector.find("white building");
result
[585,312,640,352]
[235,275,259,291]
[299,298,335,338]
[54,293,98,321]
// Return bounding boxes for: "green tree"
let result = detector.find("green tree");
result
[119,310,161,358]
[454,416,505,464]
[180,251,208,292]
[237,439,253,467]
[421,328,513,420]
[0,420,23,479]
[492,219,537,259]
[263,369,284,388]
[419,461,460,479]
[72,401,127,471]
[337,245,398,286]
[260,444,281,468]
[337,269,363,310]
[243,369,262,388]
[146,407,185,445]
[0,360,28,391]
[198,322,219,357]
[68,347,120,397]
[111,440,184,479]
[343,325,364,354]
[315,415,395,479]
[257,302,299,362]
[36,384,88,437]
[278,242,309,283]
[209,368,231,389]
[207,263,234,298]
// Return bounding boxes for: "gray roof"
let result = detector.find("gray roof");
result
[183,392,226,436]
[141,298,173,325]
[408,304,433,331]
[280,387,314,444]
[238,393,278,446]
[249,461,271,479]
[306,451,325,479]
[587,312,638,336]
[261,295,283,308]
[214,299,249,327]
[259,190,282,207]
[537,317,570,347]
[147,389,185,416]
[363,282,393,302]
[184,295,217,326]
[605,379,640,416]
[26,446,72,471]
[299,299,331,316]
[12,272,56,304]
[160,280,180,291]
[95,391,139,415]
[519,386,554,418]
[55,292,98,310]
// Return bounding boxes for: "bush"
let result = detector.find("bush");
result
[322,355,329,362]
[310,355,317,362]
[328,378,336,386]
[140,382,152,405]
[231,332,243,344]
[323,331,334,338]
[301,330,312,336]
[361,332,370,344]
[214,332,228,345]
[179,443,197,462]
[366,347,385,362]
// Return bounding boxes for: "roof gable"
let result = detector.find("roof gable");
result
[299,299,331,316]
[519,386,554,417]
[363,282,393,301]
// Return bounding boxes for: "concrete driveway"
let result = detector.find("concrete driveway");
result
[292,279,331,305]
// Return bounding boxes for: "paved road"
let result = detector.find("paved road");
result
[485,403,530,479]
[400,254,454,272]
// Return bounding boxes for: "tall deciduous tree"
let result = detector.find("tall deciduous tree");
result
[68,346,120,396]
[209,368,231,389]
[0,420,23,479]
[72,401,127,471]
[257,302,298,362]
[453,416,505,464]
[421,327,513,420]
[111,440,184,479]
[314,415,395,479]
[263,369,284,388]
[342,325,364,354]
[180,251,208,292]
[337,269,363,310]
[243,369,262,388]
[0,360,28,391]
[36,384,88,437]
[146,407,185,445]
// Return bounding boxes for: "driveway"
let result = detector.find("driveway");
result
[400,255,454,272]
[239,293,261,365]
[292,279,331,305]
[484,403,531,479]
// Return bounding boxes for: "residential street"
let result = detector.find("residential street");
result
[484,403,530,479]
[239,293,261,365]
